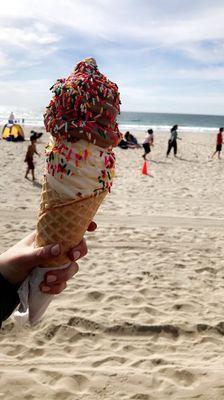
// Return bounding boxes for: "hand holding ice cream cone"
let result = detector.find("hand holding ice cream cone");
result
[0,224,96,326]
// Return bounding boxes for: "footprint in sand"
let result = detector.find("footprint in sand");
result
[92,356,127,367]
[23,347,45,358]
[55,374,89,392]
[29,368,62,385]
[196,267,215,274]
[162,367,196,387]
[52,390,73,400]
[87,291,104,301]
[4,224,12,229]
[131,394,151,400]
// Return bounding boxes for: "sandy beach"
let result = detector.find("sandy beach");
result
[0,126,224,399]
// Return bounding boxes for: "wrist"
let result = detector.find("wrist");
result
[0,253,33,284]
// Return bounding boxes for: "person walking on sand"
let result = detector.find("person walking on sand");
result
[212,127,223,159]
[8,111,15,124]
[142,129,154,160]
[24,134,40,181]
[166,125,181,157]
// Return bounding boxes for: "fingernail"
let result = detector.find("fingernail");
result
[72,251,81,261]
[50,244,60,256]
[46,275,57,283]
[41,285,50,293]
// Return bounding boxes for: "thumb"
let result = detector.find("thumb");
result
[24,243,61,267]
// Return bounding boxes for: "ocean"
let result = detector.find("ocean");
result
[0,106,223,134]
[118,111,224,133]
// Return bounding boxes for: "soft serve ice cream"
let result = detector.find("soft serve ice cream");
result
[43,57,121,200]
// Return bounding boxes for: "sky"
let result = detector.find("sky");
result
[1,0,224,116]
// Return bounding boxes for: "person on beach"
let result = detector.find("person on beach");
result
[124,131,141,148]
[142,129,154,159]
[212,127,223,159]
[0,222,97,326]
[24,134,40,181]
[166,125,181,157]
[118,132,140,150]
[8,112,15,124]
[118,138,129,149]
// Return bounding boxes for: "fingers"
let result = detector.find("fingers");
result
[87,221,97,232]
[13,222,96,277]
[23,243,61,268]
[66,221,96,261]
[41,281,67,295]
[67,238,88,262]
[20,231,36,246]
[40,262,79,295]
[21,222,96,266]
[45,262,79,284]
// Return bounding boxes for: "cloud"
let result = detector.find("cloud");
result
[122,84,224,115]
[1,1,223,46]
[181,41,224,64]
[0,79,51,109]
[0,50,13,72]
[0,25,59,48]
[0,17,60,76]
[1,1,224,66]
[0,0,224,114]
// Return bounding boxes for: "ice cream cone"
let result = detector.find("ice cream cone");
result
[35,180,108,268]
[14,57,121,326]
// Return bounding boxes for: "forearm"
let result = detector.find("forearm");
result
[0,273,20,325]
[0,250,33,284]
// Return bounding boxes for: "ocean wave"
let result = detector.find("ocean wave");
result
[119,124,217,134]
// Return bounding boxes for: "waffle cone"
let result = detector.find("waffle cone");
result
[35,180,108,267]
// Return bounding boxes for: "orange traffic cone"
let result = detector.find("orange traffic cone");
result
[141,160,148,175]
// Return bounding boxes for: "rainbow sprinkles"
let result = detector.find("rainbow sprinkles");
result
[43,57,121,200]
[45,139,116,198]
[44,57,122,149]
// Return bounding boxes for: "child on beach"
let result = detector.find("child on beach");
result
[142,129,154,159]
[24,134,40,180]
[166,125,181,157]
[212,127,223,159]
